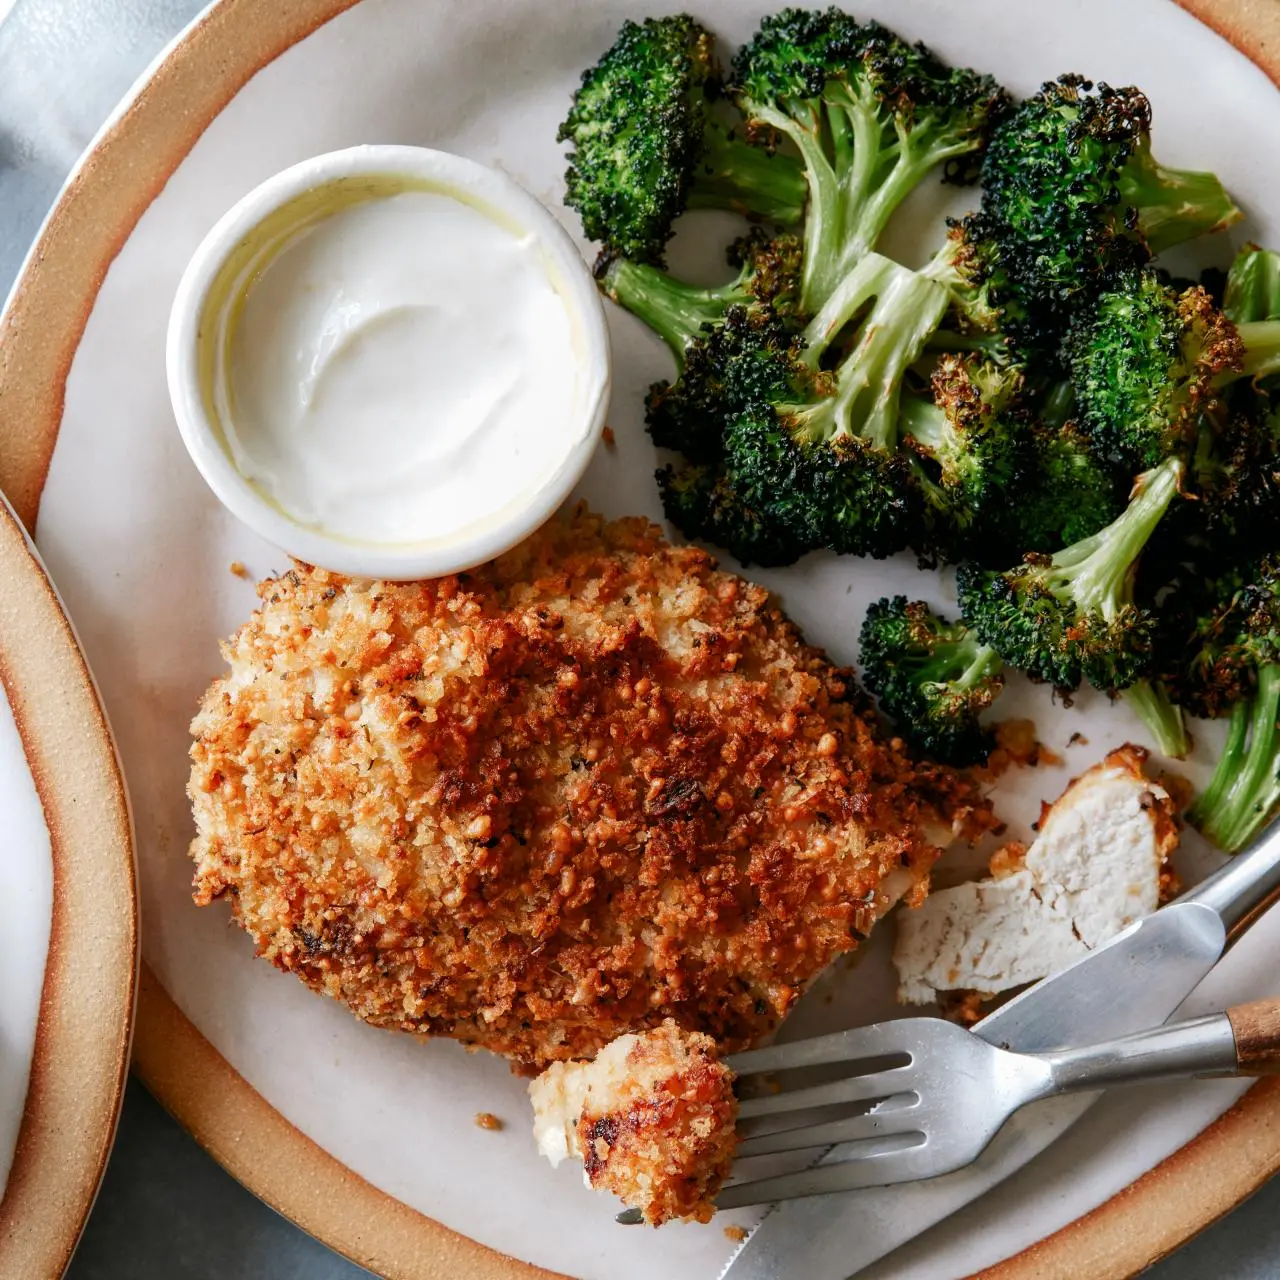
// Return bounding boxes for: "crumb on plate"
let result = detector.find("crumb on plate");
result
[474,1112,504,1131]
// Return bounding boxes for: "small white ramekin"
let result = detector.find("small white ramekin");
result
[166,145,610,580]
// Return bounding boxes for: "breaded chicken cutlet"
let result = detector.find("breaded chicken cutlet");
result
[189,507,991,1073]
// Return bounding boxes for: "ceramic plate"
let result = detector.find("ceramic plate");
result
[0,493,135,1278]
[2,0,1280,1276]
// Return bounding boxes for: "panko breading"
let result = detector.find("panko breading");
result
[529,1020,736,1225]
[189,507,990,1072]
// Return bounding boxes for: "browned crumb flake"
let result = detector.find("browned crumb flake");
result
[601,424,616,446]
[228,561,249,579]
[474,1112,504,1131]
[976,719,1061,781]
[724,1225,749,1243]
[936,989,987,1027]
[188,506,991,1073]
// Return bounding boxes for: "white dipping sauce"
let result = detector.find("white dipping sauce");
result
[221,188,583,546]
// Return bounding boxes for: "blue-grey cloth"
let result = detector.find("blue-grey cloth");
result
[0,1,1273,1276]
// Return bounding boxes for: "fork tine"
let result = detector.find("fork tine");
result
[712,1140,938,1211]
[727,1022,917,1077]
[735,1065,915,1120]
[734,1105,922,1159]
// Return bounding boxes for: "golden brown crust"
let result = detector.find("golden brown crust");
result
[188,507,989,1072]
[576,1021,737,1225]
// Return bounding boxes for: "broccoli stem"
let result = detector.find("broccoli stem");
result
[1189,664,1280,852]
[596,254,746,369]
[1119,142,1243,254]
[687,120,808,225]
[1191,699,1250,835]
[748,101,843,314]
[1041,380,1076,431]
[1045,456,1183,622]
[750,95,983,313]
[1235,320,1280,383]
[1224,246,1280,324]
[834,125,956,279]
[793,256,949,448]
[921,638,1003,694]
[896,395,948,452]
[1122,678,1189,759]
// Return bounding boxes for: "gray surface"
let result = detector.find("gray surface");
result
[0,0,1275,1276]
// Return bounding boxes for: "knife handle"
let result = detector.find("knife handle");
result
[1227,998,1280,1075]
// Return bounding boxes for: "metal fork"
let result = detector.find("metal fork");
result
[616,995,1280,1222]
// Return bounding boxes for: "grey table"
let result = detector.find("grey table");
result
[0,1,1276,1276]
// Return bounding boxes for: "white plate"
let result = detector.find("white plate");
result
[5,0,1280,1276]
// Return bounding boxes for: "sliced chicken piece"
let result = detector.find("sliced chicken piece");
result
[895,745,1180,1005]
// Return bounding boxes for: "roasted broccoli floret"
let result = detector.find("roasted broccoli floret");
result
[1065,267,1280,472]
[957,455,1184,693]
[859,596,1005,765]
[1175,557,1280,851]
[558,16,807,263]
[898,354,1023,556]
[1004,421,1126,557]
[981,75,1240,324]
[658,254,950,563]
[918,211,1044,362]
[730,9,1008,312]
[1185,409,1280,557]
[657,457,809,567]
[598,230,803,370]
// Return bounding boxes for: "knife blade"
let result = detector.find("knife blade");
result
[721,821,1280,1280]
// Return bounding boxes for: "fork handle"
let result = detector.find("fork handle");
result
[1038,995,1280,1097]
[1227,998,1280,1075]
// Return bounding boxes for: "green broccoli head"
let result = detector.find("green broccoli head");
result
[901,354,1024,555]
[644,299,791,463]
[1004,421,1126,556]
[1066,269,1243,472]
[558,16,805,264]
[858,596,1005,765]
[1184,408,1280,558]
[957,455,1184,693]
[919,213,1014,356]
[657,458,814,567]
[982,75,1239,301]
[730,8,1009,311]
[1166,555,1280,720]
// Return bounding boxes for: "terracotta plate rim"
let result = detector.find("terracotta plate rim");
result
[0,0,1276,1276]
[0,497,137,1279]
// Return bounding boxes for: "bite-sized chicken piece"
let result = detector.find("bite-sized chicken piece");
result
[188,507,992,1073]
[529,1020,736,1225]
[895,745,1180,1005]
